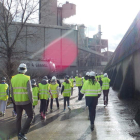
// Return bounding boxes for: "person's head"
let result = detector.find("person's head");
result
[78,74,82,77]
[89,71,96,84]
[18,63,27,74]
[51,76,57,82]
[85,72,90,80]
[42,76,48,82]
[70,76,73,78]
[104,73,108,77]
[31,79,36,85]
[2,77,6,82]
[64,75,69,83]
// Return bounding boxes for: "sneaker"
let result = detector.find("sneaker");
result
[18,133,27,140]
[63,109,66,112]
[12,111,17,117]
[90,124,94,131]
[43,114,46,119]
[50,109,53,112]
[2,112,5,116]
[41,112,43,117]
[68,107,71,111]
[24,113,27,117]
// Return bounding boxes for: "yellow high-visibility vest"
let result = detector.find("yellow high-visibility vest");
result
[11,74,30,102]
[39,83,50,100]
[0,84,8,101]
[81,80,101,97]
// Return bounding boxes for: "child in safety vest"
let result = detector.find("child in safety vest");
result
[0,77,9,116]
[49,76,59,112]
[31,79,39,121]
[39,78,50,119]
[101,73,110,106]
[61,75,72,112]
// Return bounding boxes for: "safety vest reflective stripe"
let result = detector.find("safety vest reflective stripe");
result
[84,89,100,91]
[33,96,37,97]
[39,93,49,94]
[102,85,109,87]
[39,89,48,91]
[33,99,38,101]
[85,93,100,95]
[76,82,82,84]
[82,89,101,92]
[63,91,71,93]
[14,92,28,94]
[50,90,57,91]
[13,87,27,89]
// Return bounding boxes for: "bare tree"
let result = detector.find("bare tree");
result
[0,0,40,81]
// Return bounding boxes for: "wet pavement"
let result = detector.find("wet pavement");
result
[1,87,140,140]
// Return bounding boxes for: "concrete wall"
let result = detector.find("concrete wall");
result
[0,23,78,76]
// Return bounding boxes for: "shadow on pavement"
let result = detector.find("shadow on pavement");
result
[0,116,17,140]
[29,112,63,133]
[60,107,85,121]
[77,126,97,140]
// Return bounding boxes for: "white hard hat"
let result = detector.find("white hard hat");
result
[18,63,27,73]
[104,73,108,77]
[52,76,56,81]
[31,79,36,85]
[86,72,90,76]
[89,71,96,77]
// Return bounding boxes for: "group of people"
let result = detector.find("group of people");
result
[0,62,110,139]
[0,63,76,140]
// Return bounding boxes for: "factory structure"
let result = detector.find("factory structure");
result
[0,0,111,78]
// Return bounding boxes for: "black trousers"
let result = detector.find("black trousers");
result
[71,87,73,95]
[86,97,98,125]
[46,98,49,111]
[64,97,70,109]
[50,98,59,109]
[40,99,47,114]
[10,97,16,113]
[78,86,84,100]
[103,89,109,103]
[16,103,33,134]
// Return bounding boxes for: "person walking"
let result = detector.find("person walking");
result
[49,76,59,112]
[39,77,50,119]
[69,76,74,95]
[39,76,50,114]
[75,74,83,100]
[31,79,39,122]
[81,71,101,131]
[11,63,33,140]
[61,75,72,112]
[0,77,9,116]
[101,73,110,106]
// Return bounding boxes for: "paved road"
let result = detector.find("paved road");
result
[0,87,140,140]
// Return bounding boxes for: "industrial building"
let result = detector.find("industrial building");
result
[0,0,109,78]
